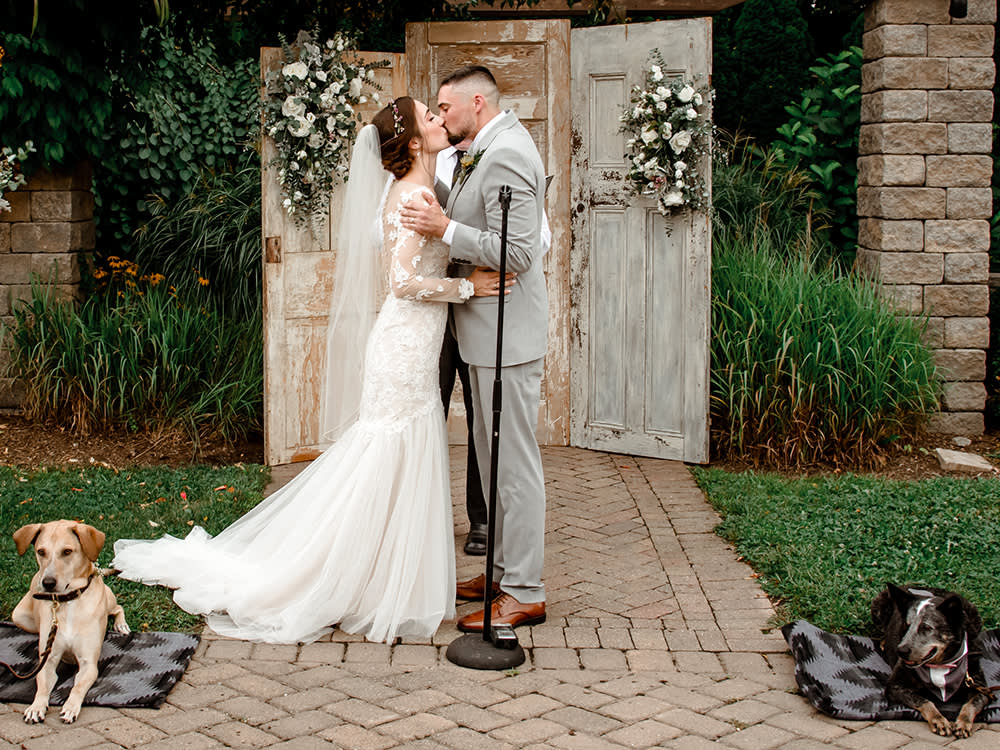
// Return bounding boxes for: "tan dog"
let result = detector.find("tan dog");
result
[11,520,130,724]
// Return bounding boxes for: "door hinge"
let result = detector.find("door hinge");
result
[265,236,281,263]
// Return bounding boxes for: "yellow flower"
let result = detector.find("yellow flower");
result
[198,277,210,287]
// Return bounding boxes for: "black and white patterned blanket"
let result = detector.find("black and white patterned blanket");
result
[782,619,1000,722]
[0,623,198,709]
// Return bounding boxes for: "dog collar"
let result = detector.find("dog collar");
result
[910,635,969,703]
[32,572,96,603]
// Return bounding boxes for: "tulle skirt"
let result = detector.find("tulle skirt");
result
[113,403,456,644]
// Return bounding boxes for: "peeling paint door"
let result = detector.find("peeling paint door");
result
[262,50,407,466]
[570,20,711,463]
[405,19,572,447]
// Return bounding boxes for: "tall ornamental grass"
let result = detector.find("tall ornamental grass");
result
[711,229,940,468]
[3,279,262,444]
[132,155,262,319]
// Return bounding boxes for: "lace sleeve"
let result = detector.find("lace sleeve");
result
[386,189,474,303]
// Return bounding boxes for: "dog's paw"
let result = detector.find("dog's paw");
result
[59,700,82,723]
[953,716,976,738]
[23,704,46,723]
[928,716,953,736]
[114,620,131,635]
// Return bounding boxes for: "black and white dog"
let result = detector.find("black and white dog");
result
[871,583,993,737]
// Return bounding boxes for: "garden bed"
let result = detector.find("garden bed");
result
[0,414,263,468]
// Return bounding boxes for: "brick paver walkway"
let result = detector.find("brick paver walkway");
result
[2,446,997,748]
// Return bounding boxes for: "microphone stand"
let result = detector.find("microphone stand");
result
[446,185,525,670]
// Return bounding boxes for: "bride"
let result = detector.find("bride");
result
[113,97,510,644]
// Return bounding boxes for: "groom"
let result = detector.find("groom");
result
[402,65,548,631]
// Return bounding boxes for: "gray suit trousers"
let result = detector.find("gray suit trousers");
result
[468,357,546,603]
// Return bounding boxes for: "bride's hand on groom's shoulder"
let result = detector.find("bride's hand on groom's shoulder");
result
[399,191,449,239]
[469,267,516,297]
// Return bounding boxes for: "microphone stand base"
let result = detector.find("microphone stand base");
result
[445,634,525,670]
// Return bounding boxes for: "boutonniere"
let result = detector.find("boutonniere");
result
[458,149,485,184]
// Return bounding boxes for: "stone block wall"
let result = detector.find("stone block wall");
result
[857,0,996,434]
[0,163,95,409]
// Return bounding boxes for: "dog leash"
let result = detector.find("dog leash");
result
[1,599,61,680]
[1,572,98,680]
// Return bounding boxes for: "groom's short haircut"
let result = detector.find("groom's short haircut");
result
[440,65,500,107]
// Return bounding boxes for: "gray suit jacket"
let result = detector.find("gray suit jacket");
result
[446,111,548,368]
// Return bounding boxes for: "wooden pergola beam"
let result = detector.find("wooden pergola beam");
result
[449,0,746,17]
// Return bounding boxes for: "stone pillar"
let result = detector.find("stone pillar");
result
[857,0,996,434]
[0,163,95,409]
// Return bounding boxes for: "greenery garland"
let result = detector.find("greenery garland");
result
[262,30,383,233]
[619,50,712,225]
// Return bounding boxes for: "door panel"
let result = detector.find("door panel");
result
[570,20,711,462]
[406,20,572,447]
[262,50,407,465]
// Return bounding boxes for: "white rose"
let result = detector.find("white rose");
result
[282,197,292,208]
[656,101,667,112]
[281,95,305,118]
[632,156,643,166]
[316,70,327,82]
[326,39,335,49]
[650,64,663,82]
[308,132,323,148]
[282,61,309,80]
[693,92,703,106]
[349,77,362,98]
[640,127,658,145]
[675,180,683,187]
[304,112,316,124]
[686,108,697,120]
[288,117,310,138]
[297,149,308,159]
[674,161,687,172]
[293,190,303,201]
[289,160,300,171]
[677,85,695,103]
[660,122,672,138]
[329,82,343,95]
[669,130,692,153]
[663,190,684,206]
[656,86,669,98]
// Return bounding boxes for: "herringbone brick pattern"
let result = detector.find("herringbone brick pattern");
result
[1,446,996,748]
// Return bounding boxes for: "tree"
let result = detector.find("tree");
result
[730,0,814,142]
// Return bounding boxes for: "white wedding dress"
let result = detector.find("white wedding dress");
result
[113,181,474,644]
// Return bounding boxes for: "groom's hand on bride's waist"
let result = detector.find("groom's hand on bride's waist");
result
[400,191,450,239]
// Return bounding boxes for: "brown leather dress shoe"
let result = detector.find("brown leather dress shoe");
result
[455,573,501,601]
[456,593,546,632]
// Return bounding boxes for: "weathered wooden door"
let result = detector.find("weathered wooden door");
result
[405,19,572,448]
[570,20,711,463]
[262,50,407,466]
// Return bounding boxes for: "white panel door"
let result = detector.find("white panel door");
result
[570,20,711,463]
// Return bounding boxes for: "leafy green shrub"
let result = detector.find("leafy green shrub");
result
[96,25,260,254]
[712,131,833,258]
[711,230,940,468]
[772,46,862,259]
[3,277,262,444]
[132,155,262,319]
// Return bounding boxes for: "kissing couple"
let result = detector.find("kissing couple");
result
[113,65,550,645]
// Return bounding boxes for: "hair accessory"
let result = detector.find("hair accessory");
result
[389,100,404,136]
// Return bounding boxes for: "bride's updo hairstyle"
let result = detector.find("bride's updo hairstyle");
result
[372,97,419,179]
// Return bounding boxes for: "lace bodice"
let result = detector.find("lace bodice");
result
[359,181,467,431]
[381,181,473,303]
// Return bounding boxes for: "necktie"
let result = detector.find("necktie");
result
[451,150,465,187]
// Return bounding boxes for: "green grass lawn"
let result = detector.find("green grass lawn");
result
[0,464,269,632]
[692,468,1000,635]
